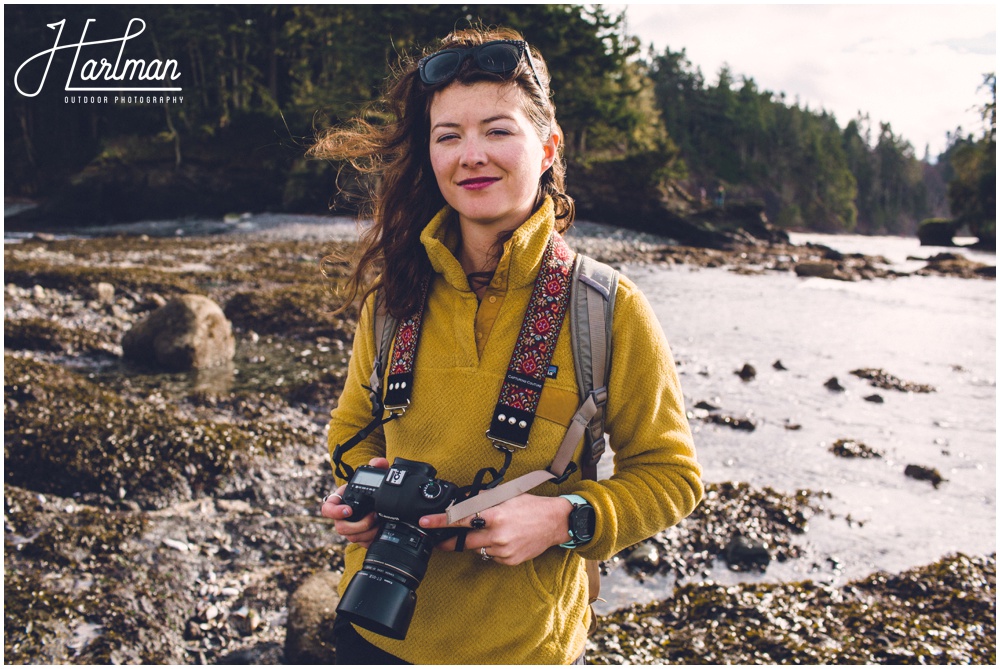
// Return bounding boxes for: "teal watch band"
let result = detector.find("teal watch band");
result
[559,494,595,548]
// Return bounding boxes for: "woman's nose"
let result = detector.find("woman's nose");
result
[460,138,487,168]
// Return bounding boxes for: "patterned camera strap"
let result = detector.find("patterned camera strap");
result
[382,231,575,451]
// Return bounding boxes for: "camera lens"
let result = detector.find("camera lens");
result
[335,521,435,640]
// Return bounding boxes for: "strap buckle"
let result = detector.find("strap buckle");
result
[548,460,578,485]
[589,386,608,408]
[486,432,524,452]
[384,400,409,418]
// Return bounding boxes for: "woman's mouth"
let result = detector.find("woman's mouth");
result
[458,177,500,191]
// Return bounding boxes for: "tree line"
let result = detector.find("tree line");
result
[5,4,994,242]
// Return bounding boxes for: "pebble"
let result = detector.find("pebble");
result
[163,538,192,552]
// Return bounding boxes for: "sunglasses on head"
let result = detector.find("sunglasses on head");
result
[417,39,545,92]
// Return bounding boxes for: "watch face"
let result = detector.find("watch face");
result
[571,505,596,542]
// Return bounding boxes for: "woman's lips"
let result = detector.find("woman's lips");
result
[458,177,500,191]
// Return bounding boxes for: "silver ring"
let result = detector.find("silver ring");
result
[324,493,343,504]
[480,547,492,561]
[471,512,487,530]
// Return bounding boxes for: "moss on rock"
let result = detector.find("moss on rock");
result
[4,318,113,354]
[4,355,304,508]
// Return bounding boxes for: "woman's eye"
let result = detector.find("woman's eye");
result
[488,128,512,137]
[435,133,459,143]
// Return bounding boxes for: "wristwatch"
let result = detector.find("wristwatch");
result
[559,494,595,548]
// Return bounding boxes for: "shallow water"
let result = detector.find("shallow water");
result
[595,236,996,611]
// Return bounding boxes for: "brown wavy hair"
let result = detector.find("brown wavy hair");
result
[310,27,574,319]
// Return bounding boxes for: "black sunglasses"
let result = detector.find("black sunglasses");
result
[417,39,544,92]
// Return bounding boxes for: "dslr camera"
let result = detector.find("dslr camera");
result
[335,457,461,639]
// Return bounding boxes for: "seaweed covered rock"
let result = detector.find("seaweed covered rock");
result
[850,368,935,393]
[587,553,996,665]
[3,355,298,508]
[223,283,352,338]
[3,486,190,664]
[829,439,883,459]
[615,482,824,580]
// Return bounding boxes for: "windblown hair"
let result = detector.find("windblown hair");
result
[310,27,574,318]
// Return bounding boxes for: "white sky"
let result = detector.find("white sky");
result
[609,3,997,158]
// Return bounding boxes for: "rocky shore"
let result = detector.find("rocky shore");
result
[4,228,996,664]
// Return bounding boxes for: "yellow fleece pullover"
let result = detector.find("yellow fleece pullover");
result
[328,197,703,664]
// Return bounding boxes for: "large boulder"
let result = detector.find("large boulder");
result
[917,218,960,247]
[122,295,235,371]
[285,570,341,664]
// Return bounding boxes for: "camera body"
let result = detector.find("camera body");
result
[336,458,461,640]
[342,459,459,524]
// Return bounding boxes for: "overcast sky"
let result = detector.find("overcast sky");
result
[608,3,996,158]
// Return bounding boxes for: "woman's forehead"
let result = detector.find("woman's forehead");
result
[429,81,528,122]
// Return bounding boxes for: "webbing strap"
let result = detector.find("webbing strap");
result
[445,391,601,524]
[368,295,397,416]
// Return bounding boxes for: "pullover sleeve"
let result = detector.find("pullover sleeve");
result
[571,275,703,561]
[327,294,387,487]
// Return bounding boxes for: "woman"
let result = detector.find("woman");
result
[316,28,702,664]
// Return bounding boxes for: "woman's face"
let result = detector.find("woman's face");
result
[428,81,558,235]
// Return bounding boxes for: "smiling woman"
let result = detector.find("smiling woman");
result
[308,27,702,665]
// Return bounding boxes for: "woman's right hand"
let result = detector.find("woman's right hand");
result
[321,457,390,549]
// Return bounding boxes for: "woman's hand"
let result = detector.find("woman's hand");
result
[320,457,390,549]
[419,494,573,566]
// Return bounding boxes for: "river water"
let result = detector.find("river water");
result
[594,231,996,611]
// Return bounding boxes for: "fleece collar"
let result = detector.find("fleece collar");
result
[420,197,557,293]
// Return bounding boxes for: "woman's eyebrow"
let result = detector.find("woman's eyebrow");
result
[431,114,516,132]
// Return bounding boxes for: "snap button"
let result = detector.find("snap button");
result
[489,296,497,303]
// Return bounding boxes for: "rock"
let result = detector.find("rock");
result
[735,364,756,381]
[824,377,845,392]
[772,360,788,371]
[122,295,235,371]
[850,368,934,393]
[284,570,341,664]
[864,394,884,403]
[904,464,946,488]
[704,414,757,432]
[87,282,115,305]
[916,253,994,279]
[626,543,661,570]
[829,439,883,459]
[723,533,771,571]
[917,218,960,247]
[794,261,838,279]
[694,400,719,411]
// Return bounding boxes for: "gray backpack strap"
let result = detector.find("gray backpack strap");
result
[368,292,397,417]
[569,254,618,480]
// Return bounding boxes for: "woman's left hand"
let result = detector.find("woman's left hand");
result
[419,494,573,566]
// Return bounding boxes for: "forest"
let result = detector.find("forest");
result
[5,4,996,246]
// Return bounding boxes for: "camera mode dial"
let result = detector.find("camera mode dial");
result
[421,481,443,500]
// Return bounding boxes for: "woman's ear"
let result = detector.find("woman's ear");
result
[541,125,561,172]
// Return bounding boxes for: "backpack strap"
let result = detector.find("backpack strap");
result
[569,254,618,481]
[368,291,397,417]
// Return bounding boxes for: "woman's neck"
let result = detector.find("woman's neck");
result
[457,221,515,300]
